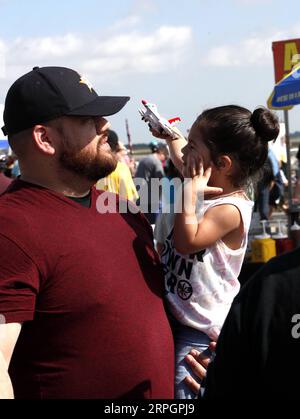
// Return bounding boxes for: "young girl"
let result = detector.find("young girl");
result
[152,105,280,399]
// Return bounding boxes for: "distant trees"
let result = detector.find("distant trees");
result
[290,131,300,139]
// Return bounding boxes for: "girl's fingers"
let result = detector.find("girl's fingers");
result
[190,156,197,178]
[193,156,201,176]
[184,154,207,181]
[149,126,170,140]
[191,155,204,178]
[204,166,212,179]
[182,165,189,178]
[186,154,193,178]
[204,186,223,196]
[196,157,204,178]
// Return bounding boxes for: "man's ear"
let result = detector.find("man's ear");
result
[32,125,56,156]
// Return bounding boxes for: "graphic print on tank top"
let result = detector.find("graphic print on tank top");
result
[161,229,206,301]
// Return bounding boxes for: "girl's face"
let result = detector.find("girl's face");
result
[182,123,213,172]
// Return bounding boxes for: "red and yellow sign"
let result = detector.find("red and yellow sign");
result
[272,38,300,83]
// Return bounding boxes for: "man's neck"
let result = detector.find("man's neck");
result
[20,174,93,198]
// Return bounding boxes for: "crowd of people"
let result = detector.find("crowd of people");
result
[1,65,300,401]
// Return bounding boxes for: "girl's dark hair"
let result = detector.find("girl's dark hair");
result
[195,105,280,187]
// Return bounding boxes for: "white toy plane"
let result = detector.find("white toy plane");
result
[139,100,181,139]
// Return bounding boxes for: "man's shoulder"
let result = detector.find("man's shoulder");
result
[0,180,69,240]
[255,248,300,281]
[0,183,27,217]
[238,248,300,304]
[0,179,45,212]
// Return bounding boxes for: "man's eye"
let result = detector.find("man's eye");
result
[81,117,92,124]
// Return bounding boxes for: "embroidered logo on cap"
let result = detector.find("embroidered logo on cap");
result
[79,75,93,92]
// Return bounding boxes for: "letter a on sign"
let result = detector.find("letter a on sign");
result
[272,38,300,82]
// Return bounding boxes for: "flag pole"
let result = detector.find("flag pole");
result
[284,109,293,228]
[125,119,133,156]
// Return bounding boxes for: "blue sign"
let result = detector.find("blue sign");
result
[0,139,9,150]
[268,64,300,108]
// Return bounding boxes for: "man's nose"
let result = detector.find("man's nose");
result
[95,117,110,134]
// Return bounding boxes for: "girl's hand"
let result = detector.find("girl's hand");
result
[150,126,184,142]
[183,155,223,198]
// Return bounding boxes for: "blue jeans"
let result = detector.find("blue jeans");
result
[257,185,270,220]
[172,321,211,399]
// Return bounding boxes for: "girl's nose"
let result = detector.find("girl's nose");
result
[182,144,188,154]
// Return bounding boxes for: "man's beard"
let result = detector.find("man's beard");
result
[59,140,118,182]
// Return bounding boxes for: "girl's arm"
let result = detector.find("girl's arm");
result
[174,202,241,254]
[152,127,187,175]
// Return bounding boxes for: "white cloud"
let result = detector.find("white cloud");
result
[0,39,6,78]
[95,26,191,56]
[0,26,192,83]
[12,34,83,60]
[204,25,300,67]
[84,26,192,75]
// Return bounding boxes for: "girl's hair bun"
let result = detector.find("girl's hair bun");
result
[250,107,280,142]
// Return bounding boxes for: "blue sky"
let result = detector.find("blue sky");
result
[0,0,299,143]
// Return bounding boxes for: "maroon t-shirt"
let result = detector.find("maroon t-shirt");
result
[0,180,174,399]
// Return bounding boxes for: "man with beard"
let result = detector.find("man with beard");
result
[0,66,174,399]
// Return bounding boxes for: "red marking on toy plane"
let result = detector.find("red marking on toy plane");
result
[142,100,148,105]
[168,117,181,124]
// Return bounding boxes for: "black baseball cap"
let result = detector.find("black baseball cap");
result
[2,66,130,136]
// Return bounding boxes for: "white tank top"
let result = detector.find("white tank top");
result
[161,195,254,340]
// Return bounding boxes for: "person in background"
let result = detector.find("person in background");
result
[293,143,300,204]
[135,140,169,224]
[268,147,285,216]
[0,155,12,194]
[255,155,275,220]
[96,130,139,202]
[11,159,20,178]
[3,155,16,178]
[256,147,285,220]
[117,141,137,176]
[154,159,183,256]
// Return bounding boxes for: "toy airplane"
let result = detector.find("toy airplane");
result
[139,100,181,139]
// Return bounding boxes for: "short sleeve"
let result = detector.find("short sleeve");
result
[118,164,139,202]
[154,160,164,179]
[0,234,40,323]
